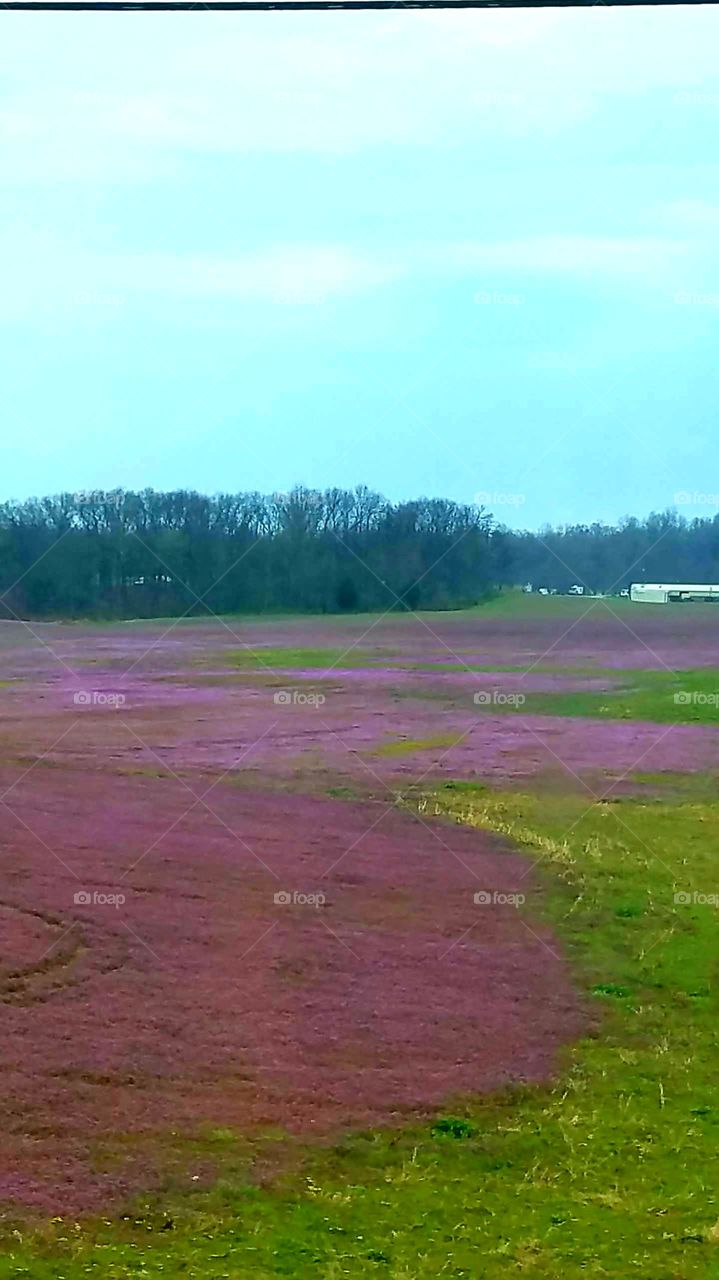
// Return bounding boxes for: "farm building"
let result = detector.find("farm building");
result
[630,582,719,604]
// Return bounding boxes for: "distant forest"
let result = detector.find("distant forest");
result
[1,489,718,619]
[502,510,719,595]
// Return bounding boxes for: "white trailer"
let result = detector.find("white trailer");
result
[630,582,719,604]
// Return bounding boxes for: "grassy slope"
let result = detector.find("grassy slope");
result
[4,783,719,1279]
[67,589,672,629]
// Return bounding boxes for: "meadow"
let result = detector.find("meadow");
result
[1,593,718,1278]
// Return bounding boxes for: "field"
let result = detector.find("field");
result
[1,593,719,1277]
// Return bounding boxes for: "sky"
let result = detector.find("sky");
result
[1,4,719,529]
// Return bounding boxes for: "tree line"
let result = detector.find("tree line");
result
[0,487,501,619]
[1,491,717,620]
[502,510,719,594]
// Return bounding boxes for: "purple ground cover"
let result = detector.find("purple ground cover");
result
[0,602,717,1215]
[0,769,583,1213]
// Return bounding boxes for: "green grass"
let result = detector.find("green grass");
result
[456,667,719,725]
[384,665,719,725]
[38,589,719,631]
[5,780,719,1278]
[371,731,467,757]
[224,646,387,670]
[393,660,608,674]
[453,590,635,619]
[463,589,719,621]
[632,771,719,801]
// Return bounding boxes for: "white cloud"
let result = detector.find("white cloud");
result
[661,200,719,231]
[0,225,707,326]
[2,6,719,177]
[114,246,402,303]
[0,233,403,314]
[438,235,688,280]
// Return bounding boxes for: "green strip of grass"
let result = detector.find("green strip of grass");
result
[456,668,719,725]
[371,731,467,757]
[386,667,719,725]
[395,661,612,674]
[224,646,387,670]
[632,771,719,801]
[533,670,719,724]
[5,782,719,1277]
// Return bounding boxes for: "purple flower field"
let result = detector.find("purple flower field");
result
[0,602,716,1214]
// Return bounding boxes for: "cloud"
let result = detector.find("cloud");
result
[438,235,688,281]
[114,246,403,303]
[0,234,403,315]
[0,225,707,327]
[661,200,719,231]
[2,6,719,178]
[119,238,682,303]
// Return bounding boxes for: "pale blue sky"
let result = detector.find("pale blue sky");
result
[2,6,719,527]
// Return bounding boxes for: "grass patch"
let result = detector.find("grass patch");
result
[465,667,719,725]
[224,646,386,671]
[371,732,467,758]
[630,771,719,803]
[398,661,611,674]
[462,589,719,621]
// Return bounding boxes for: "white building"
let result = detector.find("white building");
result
[630,582,719,604]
